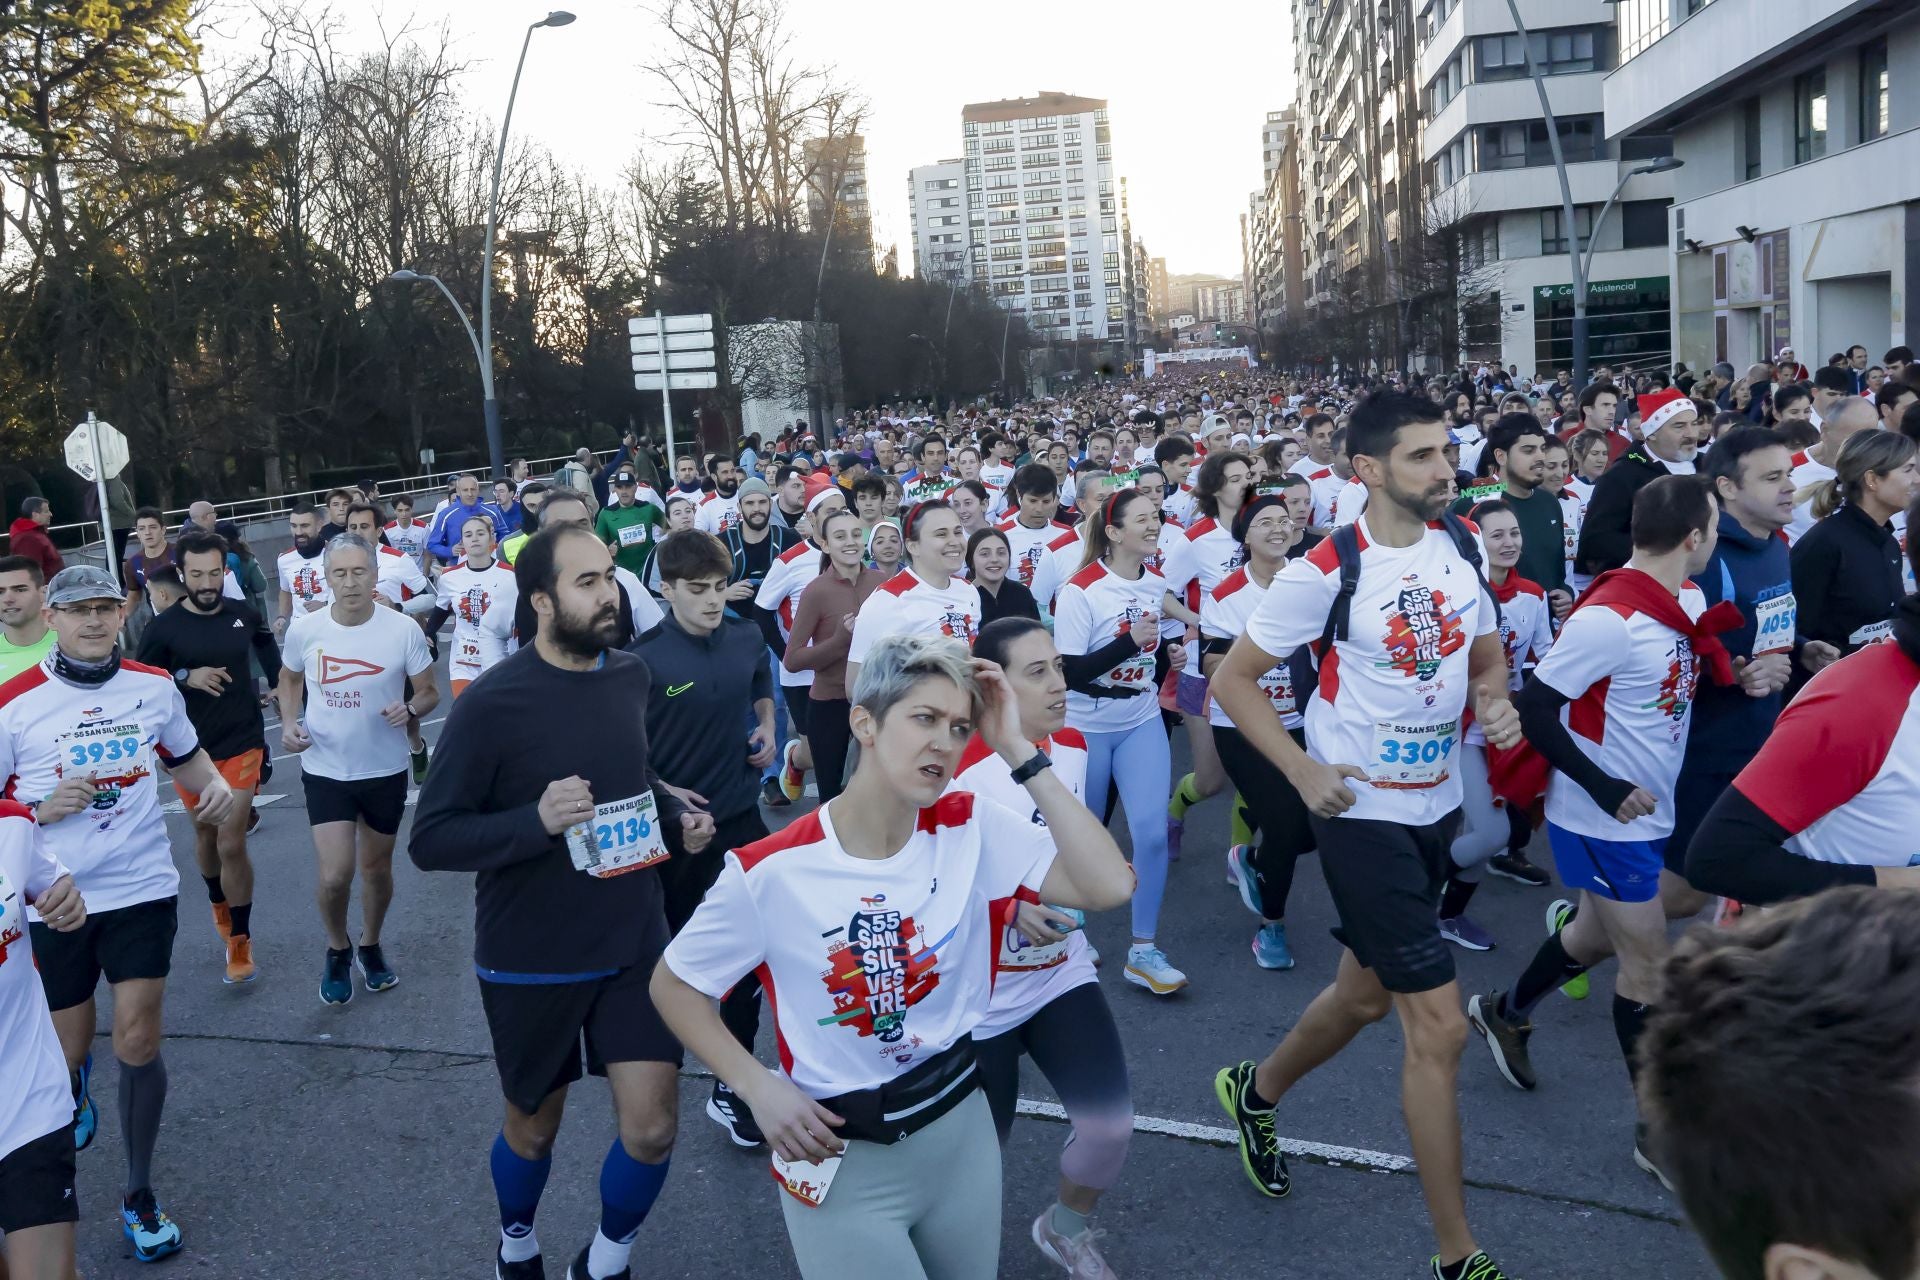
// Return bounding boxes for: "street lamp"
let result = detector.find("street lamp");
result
[387,270,488,386]
[1319,132,1405,374]
[475,9,575,480]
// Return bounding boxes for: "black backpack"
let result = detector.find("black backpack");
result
[1315,511,1503,655]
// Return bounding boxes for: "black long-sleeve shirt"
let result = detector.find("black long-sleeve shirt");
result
[409,644,688,976]
[1790,501,1903,657]
[626,614,772,823]
[135,598,282,759]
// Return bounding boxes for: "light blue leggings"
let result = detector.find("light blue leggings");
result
[1079,713,1173,940]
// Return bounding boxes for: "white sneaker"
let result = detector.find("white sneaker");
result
[1032,1209,1119,1278]
[1123,944,1188,995]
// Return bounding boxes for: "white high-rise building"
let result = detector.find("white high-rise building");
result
[961,92,1124,342]
[908,160,968,281]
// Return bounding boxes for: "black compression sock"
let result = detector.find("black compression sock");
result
[1439,875,1478,920]
[1436,1254,1488,1280]
[1505,931,1587,1020]
[1613,995,1652,1087]
[203,875,226,905]
[228,903,252,939]
[1244,1078,1276,1112]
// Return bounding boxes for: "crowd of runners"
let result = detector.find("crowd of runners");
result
[5,343,1920,1280]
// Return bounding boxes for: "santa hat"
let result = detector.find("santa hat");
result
[804,477,841,513]
[1638,388,1694,435]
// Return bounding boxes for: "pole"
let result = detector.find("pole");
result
[656,311,678,475]
[478,23,541,482]
[86,412,119,596]
[1504,0,1586,390]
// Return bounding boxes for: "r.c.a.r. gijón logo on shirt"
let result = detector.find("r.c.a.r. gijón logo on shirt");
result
[1376,581,1470,680]
[317,652,386,711]
[817,896,942,1048]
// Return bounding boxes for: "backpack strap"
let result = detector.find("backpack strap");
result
[1318,522,1364,653]
[1439,511,1504,632]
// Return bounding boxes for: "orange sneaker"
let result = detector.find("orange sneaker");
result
[211,901,232,941]
[224,935,256,985]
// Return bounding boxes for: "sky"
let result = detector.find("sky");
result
[213,0,1295,277]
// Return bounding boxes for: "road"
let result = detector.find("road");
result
[64,654,1716,1280]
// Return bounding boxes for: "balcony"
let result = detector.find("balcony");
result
[1441,157,1640,218]
[1423,74,1605,161]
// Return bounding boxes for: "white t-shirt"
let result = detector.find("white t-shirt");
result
[756,541,823,688]
[1054,559,1168,734]
[282,606,435,781]
[949,731,1095,1039]
[1243,517,1498,826]
[434,561,516,684]
[1785,448,1837,545]
[0,657,197,914]
[1533,582,1706,841]
[1470,576,1555,746]
[661,792,1055,1099]
[1331,478,1368,528]
[385,518,429,559]
[846,568,983,666]
[1303,467,1344,528]
[1556,489,1588,591]
[374,544,432,608]
[1027,527,1088,614]
[996,517,1075,590]
[276,548,330,612]
[1202,567,1303,731]
[478,566,660,658]
[694,491,743,537]
[979,462,1015,494]
[0,803,73,1161]
[1164,484,1199,528]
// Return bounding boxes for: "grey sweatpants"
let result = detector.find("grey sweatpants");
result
[780,1087,1002,1280]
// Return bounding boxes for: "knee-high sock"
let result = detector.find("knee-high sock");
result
[1503,930,1588,1020]
[588,1140,670,1276]
[490,1132,553,1261]
[1229,793,1254,848]
[1613,995,1652,1087]
[1169,772,1202,820]
[118,1055,167,1195]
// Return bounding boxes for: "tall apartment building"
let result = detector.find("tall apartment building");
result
[1419,0,1678,377]
[804,133,872,254]
[1147,256,1170,323]
[1605,0,1918,373]
[962,92,1125,343]
[908,160,968,281]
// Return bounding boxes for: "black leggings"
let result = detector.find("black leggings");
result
[1213,724,1316,920]
[976,981,1133,1191]
[662,808,768,1051]
[809,697,854,803]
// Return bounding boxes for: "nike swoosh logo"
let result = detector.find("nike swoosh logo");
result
[665,683,694,696]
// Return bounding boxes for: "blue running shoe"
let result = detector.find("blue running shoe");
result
[356,943,399,993]
[121,1188,183,1261]
[73,1052,96,1151]
[1252,922,1295,970]
[319,948,353,1006]
[1228,844,1263,916]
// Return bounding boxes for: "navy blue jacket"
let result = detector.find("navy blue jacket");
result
[1685,509,1793,774]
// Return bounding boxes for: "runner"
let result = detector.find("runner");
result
[844,499,981,691]
[1029,470,1117,614]
[1467,477,1738,1189]
[427,514,516,696]
[1789,429,1914,679]
[278,535,439,1006]
[0,801,88,1280]
[486,490,663,655]
[345,503,434,617]
[0,556,54,682]
[273,503,331,636]
[384,495,430,560]
[411,523,714,1280]
[651,634,1133,1280]
[784,508,885,805]
[1201,489,1314,970]
[1209,390,1521,1280]
[996,464,1076,590]
[756,485,849,803]
[693,458,744,536]
[0,565,235,1262]
[1054,487,1186,994]
[595,468,665,579]
[134,530,282,985]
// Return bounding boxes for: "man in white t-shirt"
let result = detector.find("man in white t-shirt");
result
[279,535,438,1007]
[273,503,331,638]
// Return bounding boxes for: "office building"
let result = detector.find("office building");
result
[908,159,968,281]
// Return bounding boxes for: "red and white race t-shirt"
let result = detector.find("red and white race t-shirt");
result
[1468,575,1554,746]
[375,544,431,606]
[847,568,983,666]
[1160,516,1245,614]
[1202,567,1303,731]
[950,731,1095,1039]
[694,491,743,537]
[282,606,434,781]
[1054,559,1167,734]
[1729,638,1920,865]
[0,802,74,1161]
[997,517,1075,589]
[1786,449,1836,545]
[1331,478,1368,528]
[1556,489,1588,591]
[384,518,429,559]
[1243,517,1498,826]
[1164,483,1198,527]
[276,548,330,612]
[1304,467,1344,528]
[756,541,824,688]
[0,657,198,913]
[435,561,516,684]
[1532,582,1707,841]
[661,793,1055,1099]
[1027,527,1086,614]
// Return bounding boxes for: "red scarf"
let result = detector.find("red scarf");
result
[1573,567,1745,687]
[1488,571,1538,604]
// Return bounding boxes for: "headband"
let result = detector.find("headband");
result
[1231,492,1291,544]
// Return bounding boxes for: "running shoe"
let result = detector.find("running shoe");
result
[1123,944,1188,995]
[120,1188,184,1261]
[246,806,261,836]
[319,948,354,1006]
[356,944,399,993]
[1634,1123,1675,1192]
[223,934,257,985]
[566,1246,628,1280]
[1213,1060,1289,1197]
[410,743,430,786]
[1488,851,1551,887]
[759,776,791,809]
[1429,1250,1510,1279]
[1165,813,1184,862]
[778,740,807,802]
[1031,1210,1118,1278]
[1251,922,1294,971]
[706,1080,765,1148]
[496,1247,545,1280]
[1439,914,1496,951]
[210,900,232,940]
[1547,898,1589,1000]
[1228,843,1262,913]
[1466,990,1537,1091]
[73,1052,96,1151]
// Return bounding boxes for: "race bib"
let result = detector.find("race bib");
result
[564,790,669,878]
[1752,592,1796,655]
[55,723,153,810]
[1849,618,1895,648]
[1370,719,1459,788]
[998,905,1081,971]
[1259,664,1296,717]
[771,1149,843,1208]
[617,523,651,549]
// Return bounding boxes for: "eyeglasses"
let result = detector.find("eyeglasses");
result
[55,602,120,619]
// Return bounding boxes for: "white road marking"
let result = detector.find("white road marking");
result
[161,792,287,816]
[1013,1098,1414,1173]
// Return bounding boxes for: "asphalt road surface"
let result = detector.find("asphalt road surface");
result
[63,654,1716,1279]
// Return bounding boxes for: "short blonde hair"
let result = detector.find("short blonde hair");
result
[851,634,980,726]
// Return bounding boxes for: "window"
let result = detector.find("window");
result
[1859,39,1889,143]
[1794,69,1827,164]
[1540,205,1594,255]
[1475,116,1604,170]
[1620,199,1670,249]
[1741,98,1762,180]
[1476,27,1600,80]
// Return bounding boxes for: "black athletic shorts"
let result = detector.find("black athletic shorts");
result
[479,959,684,1116]
[783,686,812,736]
[0,1125,79,1233]
[303,770,409,835]
[1311,811,1462,995]
[29,896,178,1012]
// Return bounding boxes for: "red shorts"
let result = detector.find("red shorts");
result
[174,747,263,809]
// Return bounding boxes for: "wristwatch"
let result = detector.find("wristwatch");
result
[1009,750,1053,786]
[173,668,190,685]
